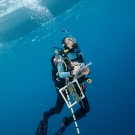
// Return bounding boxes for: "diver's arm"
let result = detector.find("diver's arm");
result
[59,72,71,78]
[57,63,71,78]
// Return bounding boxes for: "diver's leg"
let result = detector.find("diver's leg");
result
[47,91,66,117]
[36,91,65,135]
[55,93,90,135]
[67,93,90,124]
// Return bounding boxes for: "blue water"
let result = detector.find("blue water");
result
[0,0,135,135]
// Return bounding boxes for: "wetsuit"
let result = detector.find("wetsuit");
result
[47,46,90,125]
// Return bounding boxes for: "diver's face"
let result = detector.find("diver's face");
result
[65,38,74,48]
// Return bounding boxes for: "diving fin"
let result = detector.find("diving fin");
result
[54,125,66,135]
[54,116,69,135]
[36,119,48,135]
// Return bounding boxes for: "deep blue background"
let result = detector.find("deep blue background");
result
[0,0,135,135]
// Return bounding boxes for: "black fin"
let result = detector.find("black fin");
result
[36,120,48,135]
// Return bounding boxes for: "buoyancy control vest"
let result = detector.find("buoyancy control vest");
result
[51,46,85,86]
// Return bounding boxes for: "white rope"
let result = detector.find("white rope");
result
[65,88,80,135]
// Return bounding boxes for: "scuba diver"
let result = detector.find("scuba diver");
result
[36,36,92,135]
